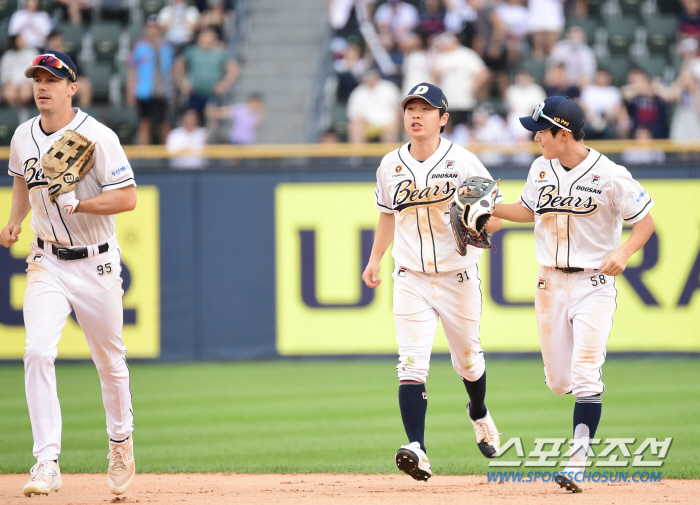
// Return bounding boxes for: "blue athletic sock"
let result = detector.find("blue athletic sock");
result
[573,395,602,439]
[463,371,487,420]
[398,382,427,453]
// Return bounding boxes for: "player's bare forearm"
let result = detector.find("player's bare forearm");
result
[0,177,31,247]
[600,212,655,276]
[362,212,395,288]
[493,202,535,223]
[485,216,503,233]
[76,186,137,215]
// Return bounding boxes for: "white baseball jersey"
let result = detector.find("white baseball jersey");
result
[375,138,503,273]
[8,108,136,246]
[519,148,653,269]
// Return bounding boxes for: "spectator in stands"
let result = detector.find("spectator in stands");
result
[580,68,626,139]
[504,68,546,140]
[471,1,508,97]
[128,16,176,145]
[668,58,700,141]
[374,0,419,42]
[207,93,266,145]
[494,0,528,65]
[346,69,401,143]
[527,0,565,59]
[621,68,670,139]
[158,0,201,53]
[399,32,431,96]
[333,37,371,105]
[46,30,93,109]
[55,0,93,26]
[432,32,489,126]
[679,0,700,40]
[544,63,580,99]
[199,0,232,41]
[470,103,513,166]
[444,0,480,48]
[328,0,371,39]
[547,25,596,87]
[166,108,208,169]
[378,30,403,86]
[417,0,447,40]
[1,35,39,117]
[8,0,52,51]
[621,127,666,165]
[174,27,240,120]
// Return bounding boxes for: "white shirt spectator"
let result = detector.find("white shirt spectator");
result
[8,9,52,50]
[434,44,486,111]
[580,84,623,118]
[166,125,207,169]
[495,1,529,40]
[444,0,478,33]
[158,1,201,46]
[548,38,597,86]
[374,0,419,35]
[527,0,565,33]
[401,50,431,96]
[347,78,400,127]
[1,47,40,85]
[504,79,546,140]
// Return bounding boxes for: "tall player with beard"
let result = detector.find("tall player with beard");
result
[493,96,655,493]
[362,83,503,481]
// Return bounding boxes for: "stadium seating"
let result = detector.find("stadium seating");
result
[85,63,114,103]
[0,0,15,20]
[645,16,679,56]
[597,56,632,86]
[632,55,669,77]
[57,23,84,57]
[91,21,123,65]
[605,17,638,56]
[0,108,19,146]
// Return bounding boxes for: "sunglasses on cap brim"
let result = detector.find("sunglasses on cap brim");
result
[29,54,77,82]
[531,102,572,132]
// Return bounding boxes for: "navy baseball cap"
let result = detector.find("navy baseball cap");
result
[519,96,584,132]
[400,82,448,111]
[25,51,78,82]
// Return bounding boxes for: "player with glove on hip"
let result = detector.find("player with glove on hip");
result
[0,51,137,497]
[362,82,504,482]
[492,96,655,493]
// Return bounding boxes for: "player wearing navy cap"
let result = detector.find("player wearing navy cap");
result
[493,96,655,493]
[2,50,137,497]
[363,82,503,481]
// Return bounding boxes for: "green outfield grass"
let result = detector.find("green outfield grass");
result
[0,358,698,478]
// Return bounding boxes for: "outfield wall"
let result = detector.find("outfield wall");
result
[1,164,699,360]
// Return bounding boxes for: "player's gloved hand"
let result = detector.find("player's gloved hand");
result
[0,224,22,248]
[362,259,382,288]
[57,191,80,215]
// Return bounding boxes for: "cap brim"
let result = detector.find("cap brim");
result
[400,94,441,110]
[519,115,554,132]
[24,65,71,80]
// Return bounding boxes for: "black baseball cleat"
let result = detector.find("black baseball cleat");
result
[467,404,501,459]
[395,442,432,481]
[555,471,584,493]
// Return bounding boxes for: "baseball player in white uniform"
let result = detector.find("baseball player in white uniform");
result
[0,51,137,497]
[362,83,503,482]
[493,96,655,493]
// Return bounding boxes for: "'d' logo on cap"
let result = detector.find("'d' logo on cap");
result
[414,85,429,95]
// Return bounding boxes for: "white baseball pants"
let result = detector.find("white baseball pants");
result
[393,263,485,383]
[535,266,616,398]
[23,237,134,462]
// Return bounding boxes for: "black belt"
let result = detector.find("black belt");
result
[556,267,584,274]
[37,237,109,261]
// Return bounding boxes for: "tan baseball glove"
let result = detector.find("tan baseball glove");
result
[42,129,95,201]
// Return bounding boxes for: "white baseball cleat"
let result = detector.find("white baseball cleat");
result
[395,441,432,481]
[108,436,135,495]
[467,404,501,459]
[23,460,62,497]
[555,452,585,493]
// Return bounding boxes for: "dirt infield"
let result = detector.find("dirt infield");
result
[1,474,698,504]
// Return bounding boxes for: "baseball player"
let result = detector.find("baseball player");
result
[362,82,503,482]
[493,96,655,493]
[0,51,137,497]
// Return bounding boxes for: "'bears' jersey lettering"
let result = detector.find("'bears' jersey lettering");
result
[536,185,598,216]
[393,180,455,213]
[24,158,48,192]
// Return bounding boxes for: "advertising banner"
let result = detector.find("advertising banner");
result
[0,186,161,358]
[276,180,700,354]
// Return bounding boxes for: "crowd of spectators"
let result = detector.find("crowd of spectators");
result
[326,0,700,163]
[0,0,265,165]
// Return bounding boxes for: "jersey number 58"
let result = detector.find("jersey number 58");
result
[590,274,606,287]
